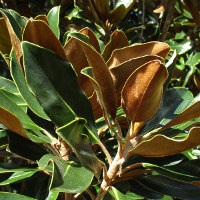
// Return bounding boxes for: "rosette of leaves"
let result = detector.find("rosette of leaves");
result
[0,6,200,200]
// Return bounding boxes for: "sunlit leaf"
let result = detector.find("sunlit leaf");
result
[107,41,170,68]
[39,154,94,193]
[129,127,200,157]
[65,36,117,119]
[102,29,129,61]
[47,6,60,39]
[121,60,168,122]
[0,192,37,200]
[111,55,163,105]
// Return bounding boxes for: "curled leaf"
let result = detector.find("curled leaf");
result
[129,127,200,157]
[107,42,170,68]
[102,29,129,61]
[121,60,168,122]
[111,55,164,105]
[159,101,200,132]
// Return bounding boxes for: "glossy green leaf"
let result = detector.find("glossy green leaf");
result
[137,175,200,199]
[0,76,19,94]
[0,89,40,130]
[7,131,47,161]
[56,118,103,175]
[9,9,26,29]
[39,154,94,193]
[185,52,200,66]
[109,187,129,200]
[0,192,37,200]
[1,89,27,112]
[22,41,97,138]
[47,6,60,39]
[0,8,22,40]
[140,88,194,135]
[0,171,36,185]
[143,163,200,183]
[129,179,163,199]
[45,191,59,200]
[125,192,143,200]
[166,39,193,55]
[10,50,50,120]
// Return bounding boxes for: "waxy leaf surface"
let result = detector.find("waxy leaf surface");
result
[57,118,103,174]
[22,42,97,140]
[39,154,94,193]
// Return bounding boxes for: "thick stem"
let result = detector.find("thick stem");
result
[95,148,122,200]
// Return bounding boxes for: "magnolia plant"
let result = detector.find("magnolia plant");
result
[0,6,200,200]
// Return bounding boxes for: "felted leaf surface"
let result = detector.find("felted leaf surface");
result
[65,36,117,119]
[10,50,49,120]
[111,55,164,105]
[39,154,94,193]
[102,29,129,61]
[107,42,170,68]
[79,27,101,53]
[121,60,168,122]
[56,118,103,174]
[22,42,97,140]
[129,127,200,157]
[0,8,22,66]
[23,20,66,60]
[47,6,60,39]
[0,107,27,138]
[0,17,12,54]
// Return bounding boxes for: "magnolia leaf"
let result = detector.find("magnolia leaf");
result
[0,171,36,185]
[111,55,164,105]
[22,41,97,141]
[34,15,49,24]
[0,76,19,94]
[0,107,27,138]
[64,33,93,97]
[10,50,50,120]
[107,41,170,68]
[56,118,103,175]
[23,20,67,60]
[159,101,200,132]
[121,60,168,122]
[47,6,60,39]
[0,89,40,130]
[0,17,12,54]
[137,175,200,199]
[65,36,117,119]
[45,191,59,200]
[9,9,26,29]
[129,127,200,157]
[102,29,129,61]
[0,192,37,200]
[79,27,101,53]
[39,154,94,193]
[0,8,22,67]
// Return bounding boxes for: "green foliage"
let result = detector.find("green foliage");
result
[0,1,200,200]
